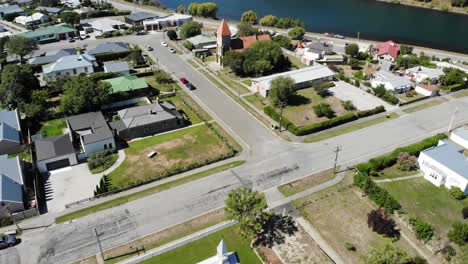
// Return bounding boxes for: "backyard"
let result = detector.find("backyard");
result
[108,124,232,188]
[140,225,261,264]
[37,118,66,138]
[372,163,421,180]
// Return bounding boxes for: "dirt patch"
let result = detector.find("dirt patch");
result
[279,168,335,197]
[257,246,283,264]
[273,225,333,264]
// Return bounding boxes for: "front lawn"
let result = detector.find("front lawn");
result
[372,164,420,180]
[161,94,202,125]
[140,225,261,264]
[402,99,444,113]
[38,118,66,138]
[108,124,232,188]
[379,178,468,235]
[278,168,336,197]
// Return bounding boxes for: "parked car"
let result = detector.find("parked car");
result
[0,234,16,249]
[68,37,75,43]
[135,30,147,35]
[185,82,195,90]
[161,41,168,47]
[147,46,153,51]
[169,48,176,53]
[334,34,345,39]
[180,77,189,84]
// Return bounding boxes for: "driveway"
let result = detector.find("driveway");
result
[330,81,398,111]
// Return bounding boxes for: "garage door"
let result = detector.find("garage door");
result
[46,159,70,171]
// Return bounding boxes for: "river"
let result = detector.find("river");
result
[160,0,468,54]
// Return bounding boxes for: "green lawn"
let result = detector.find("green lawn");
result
[89,154,119,174]
[379,178,468,235]
[56,161,245,223]
[303,113,399,143]
[108,124,231,188]
[161,94,202,125]
[452,89,468,98]
[216,72,251,95]
[141,225,261,264]
[244,93,269,111]
[286,54,306,69]
[278,169,336,197]
[373,164,420,180]
[38,118,66,138]
[403,99,444,113]
[186,59,199,69]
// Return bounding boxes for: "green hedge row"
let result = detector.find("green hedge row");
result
[264,105,386,136]
[354,173,401,214]
[94,50,132,62]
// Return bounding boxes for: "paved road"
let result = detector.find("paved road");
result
[3,32,468,264]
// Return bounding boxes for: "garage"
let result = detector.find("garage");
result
[46,158,71,171]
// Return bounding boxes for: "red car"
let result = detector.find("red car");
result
[180,77,195,90]
[180,77,188,84]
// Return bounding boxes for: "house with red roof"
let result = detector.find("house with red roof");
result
[372,40,400,62]
[415,83,439,97]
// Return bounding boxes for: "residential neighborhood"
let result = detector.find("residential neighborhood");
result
[0,1,467,264]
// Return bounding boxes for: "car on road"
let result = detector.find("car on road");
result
[169,48,176,53]
[180,77,189,84]
[0,234,16,249]
[135,30,147,35]
[161,41,168,47]
[334,34,345,39]
[180,77,195,90]
[147,46,153,51]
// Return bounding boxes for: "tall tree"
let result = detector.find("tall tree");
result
[176,4,185,13]
[241,10,257,24]
[60,12,80,27]
[179,21,202,39]
[400,45,414,55]
[167,29,178,40]
[222,51,245,76]
[225,187,269,238]
[272,35,292,50]
[5,36,38,63]
[345,43,359,57]
[259,15,278,27]
[237,22,258,37]
[268,76,296,106]
[0,64,40,110]
[61,75,111,114]
[288,26,305,40]
[22,90,49,118]
[242,41,290,76]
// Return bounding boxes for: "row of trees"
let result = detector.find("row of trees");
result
[259,14,304,29]
[187,2,218,18]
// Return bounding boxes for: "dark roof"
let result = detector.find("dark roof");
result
[306,42,334,55]
[35,134,75,161]
[66,112,114,144]
[103,61,130,73]
[35,6,61,14]
[29,48,77,65]
[116,102,182,130]
[125,12,157,22]
[87,42,129,55]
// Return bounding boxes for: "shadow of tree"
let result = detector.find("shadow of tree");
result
[288,94,310,106]
[254,214,298,248]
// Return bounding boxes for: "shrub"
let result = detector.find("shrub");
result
[345,241,356,251]
[367,208,399,237]
[153,70,174,84]
[449,187,465,200]
[440,245,456,261]
[405,90,417,97]
[342,100,356,111]
[397,152,418,171]
[167,29,178,40]
[313,103,335,118]
[183,41,194,50]
[447,221,468,245]
[408,216,434,241]
[94,174,112,196]
[88,149,117,172]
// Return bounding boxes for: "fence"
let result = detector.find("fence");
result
[11,208,39,221]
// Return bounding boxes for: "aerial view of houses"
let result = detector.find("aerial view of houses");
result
[0,1,467,264]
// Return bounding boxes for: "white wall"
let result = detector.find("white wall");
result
[45,66,94,81]
[415,85,432,97]
[450,133,468,150]
[83,138,116,156]
[37,153,78,174]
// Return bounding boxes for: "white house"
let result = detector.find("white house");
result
[371,70,413,94]
[251,64,335,97]
[450,126,468,149]
[14,13,48,26]
[197,239,239,264]
[88,18,127,36]
[42,54,96,81]
[415,84,438,97]
[418,139,468,195]
[406,66,445,84]
[143,13,192,31]
[301,41,342,65]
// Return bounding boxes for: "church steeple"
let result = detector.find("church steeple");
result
[216,19,232,65]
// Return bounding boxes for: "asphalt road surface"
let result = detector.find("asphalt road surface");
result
[2,32,468,264]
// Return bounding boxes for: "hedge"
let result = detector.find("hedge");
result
[94,50,132,62]
[354,172,401,214]
[264,105,386,136]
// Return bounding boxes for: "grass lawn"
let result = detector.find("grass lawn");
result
[303,113,399,143]
[38,118,66,138]
[161,94,202,125]
[452,89,468,98]
[108,124,232,188]
[397,92,426,103]
[144,74,180,93]
[286,54,306,69]
[140,225,261,264]
[242,78,252,86]
[293,172,419,263]
[278,168,336,197]
[186,59,199,69]
[402,99,444,113]
[244,93,269,111]
[216,71,251,95]
[379,177,468,235]
[56,161,245,224]
[372,164,420,180]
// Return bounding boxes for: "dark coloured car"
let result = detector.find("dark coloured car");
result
[0,234,16,249]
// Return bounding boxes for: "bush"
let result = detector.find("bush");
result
[342,100,356,111]
[345,241,356,251]
[180,21,202,39]
[183,41,195,50]
[153,70,174,84]
[313,103,335,118]
[397,152,418,171]
[88,149,117,173]
[408,216,434,241]
[448,221,468,245]
[94,174,112,196]
[440,245,456,261]
[167,29,178,40]
[449,187,465,200]
[367,208,399,237]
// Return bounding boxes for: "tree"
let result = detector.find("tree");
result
[367,208,398,237]
[448,221,468,245]
[0,64,40,110]
[5,36,38,63]
[451,0,467,7]
[187,2,218,18]
[313,103,335,118]
[268,76,296,106]
[176,4,185,13]
[22,90,49,118]
[167,29,178,40]
[241,10,257,24]
[400,45,414,55]
[272,35,292,50]
[242,41,290,76]
[222,51,245,76]
[364,244,415,264]
[183,41,194,50]
[0,37,8,64]
[441,67,466,86]
[373,84,387,97]
[225,187,269,239]
[237,22,258,37]
[179,21,202,39]
[408,216,434,241]
[397,152,417,171]
[342,100,356,111]
[348,57,360,69]
[60,12,80,27]
[259,15,278,27]
[61,75,111,114]
[288,26,305,40]
[345,43,359,57]
[449,187,465,200]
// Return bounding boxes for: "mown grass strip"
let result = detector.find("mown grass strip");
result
[402,99,444,113]
[55,160,245,223]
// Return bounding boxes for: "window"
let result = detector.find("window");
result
[73,69,77,74]
[144,127,149,134]
[163,122,167,128]
[84,67,88,73]
[104,144,107,149]
[109,143,113,149]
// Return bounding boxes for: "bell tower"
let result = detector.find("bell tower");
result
[216,19,231,65]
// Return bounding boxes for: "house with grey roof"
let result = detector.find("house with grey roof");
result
[110,102,183,140]
[43,53,96,81]
[125,12,157,25]
[86,42,130,56]
[0,155,25,216]
[35,134,78,173]
[29,48,77,65]
[13,0,32,7]
[371,70,413,94]
[0,109,21,155]
[66,112,116,157]
[104,61,130,75]
[0,4,25,19]
[418,139,468,195]
[406,66,445,84]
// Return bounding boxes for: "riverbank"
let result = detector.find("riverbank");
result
[377,0,468,15]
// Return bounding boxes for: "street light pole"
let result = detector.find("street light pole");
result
[448,108,458,132]
[94,227,105,261]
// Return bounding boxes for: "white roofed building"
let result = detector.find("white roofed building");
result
[143,13,192,31]
[43,53,96,81]
[371,70,413,94]
[197,239,240,264]
[406,66,445,84]
[14,13,48,26]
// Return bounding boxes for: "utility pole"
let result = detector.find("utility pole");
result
[333,145,342,173]
[94,227,105,261]
[448,107,458,132]
[277,102,287,132]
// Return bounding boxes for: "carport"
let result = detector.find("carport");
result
[35,134,78,174]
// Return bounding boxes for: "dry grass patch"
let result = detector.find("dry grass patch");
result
[278,168,336,197]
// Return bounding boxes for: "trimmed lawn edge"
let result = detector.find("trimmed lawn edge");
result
[55,160,245,224]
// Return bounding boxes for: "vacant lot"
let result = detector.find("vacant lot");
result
[380,178,468,235]
[278,168,336,197]
[108,124,231,188]
[293,173,419,263]
[140,225,261,264]
[402,99,444,113]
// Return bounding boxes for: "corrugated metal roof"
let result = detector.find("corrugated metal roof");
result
[422,140,468,180]
[42,53,95,74]
[87,42,129,55]
[0,155,23,185]
[0,174,23,204]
